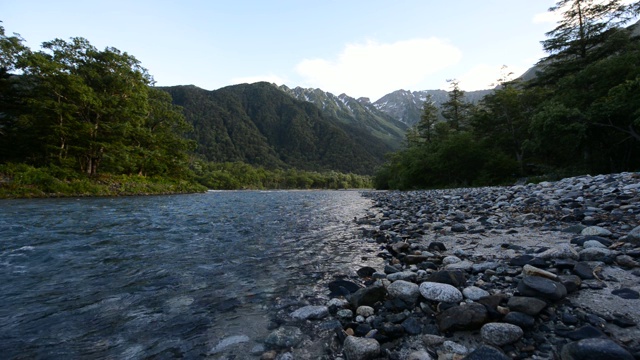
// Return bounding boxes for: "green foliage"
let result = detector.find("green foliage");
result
[192,161,372,190]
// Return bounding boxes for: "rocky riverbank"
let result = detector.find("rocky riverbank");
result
[257,172,640,360]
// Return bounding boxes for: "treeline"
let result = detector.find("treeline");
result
[376,0,640,190]
[193,161,372,190]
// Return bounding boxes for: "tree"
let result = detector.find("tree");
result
[412,95,439,144]
[539,0,635,80]
[441,79,473,132]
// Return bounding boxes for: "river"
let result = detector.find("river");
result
[0,190,382,359]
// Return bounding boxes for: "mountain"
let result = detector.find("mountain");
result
[277,85,408,150]
[161,82,397,174]
[373,89,493,126]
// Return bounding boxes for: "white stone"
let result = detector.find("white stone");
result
[343,336,380,360]
[290,305,329,320]
[462,286,490,301]
[419,282,463,303]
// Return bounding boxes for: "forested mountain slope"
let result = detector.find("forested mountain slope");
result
[161,82,395,174]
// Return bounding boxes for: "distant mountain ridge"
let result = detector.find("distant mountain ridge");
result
[277,84,409,150]
[373,89,493,126]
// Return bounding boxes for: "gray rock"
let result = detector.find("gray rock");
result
[356,306,375,317]
[462,345,510,360]
[387,280,420,304]
[517,276,567,300]
[581,226,612,237]
[442,255,462,265]
[503,311,535,329]
[462,286,490,301]
[481,323,523,346]
[426,270,466,287]
[343,336,380,360]
[419,282,463,303]
[561,338,634,360]
[445,260,474,271]
[336,309,354,320]
[407,350,433,360]
[209,335,250,353]
[507,296,547,316]
[349,285,387,308]
[265,326,303,348]
[583,240,607,249]
[536,244,579,260]
[387,271,417,282]
[443,340,468,355]
[625,225,640,245]
[437,303,488,332]
[579,247,613,262]
[472,261,501,273]
[290,305,329,320]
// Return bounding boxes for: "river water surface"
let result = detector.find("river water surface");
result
[0,191,382,359]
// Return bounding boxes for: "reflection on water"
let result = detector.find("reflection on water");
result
[0,191,382,358]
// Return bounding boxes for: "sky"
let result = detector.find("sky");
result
[3,0,564,101]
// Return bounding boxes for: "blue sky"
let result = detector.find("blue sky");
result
[3,0,562,101]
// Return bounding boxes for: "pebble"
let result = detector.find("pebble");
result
[561,338,634,360]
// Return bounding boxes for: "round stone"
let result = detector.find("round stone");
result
[356,305,375,317]
[581,226,612,237]
[387,279,420,304]
[264,326,303,348]
[343,336,380,360]
[462,286,490,301]
[419,282,463,303]
[481,322,524,346]
[290,305,328,320]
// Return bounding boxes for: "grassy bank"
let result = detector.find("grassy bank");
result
[0,164,207,199]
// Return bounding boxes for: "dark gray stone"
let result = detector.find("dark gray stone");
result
[349,285,388,308]
[503,311,535,329]
[426,270,466,287]
[517,276,567,300]
[573,262,595,280]
[561,338,634,360]
[507,296,547,316]
[462,345,510,360]
[265,326,303,348]
[436,303,488,332]
[611,288,640,299]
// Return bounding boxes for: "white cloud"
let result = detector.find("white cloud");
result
[294,38,462,100]
[455,64,529,91]
[229,74,287,86]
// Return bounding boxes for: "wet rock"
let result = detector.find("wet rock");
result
[480,322,524,346]
[615,255,639,268]
[611,288,640,299]
[387,271,418,282]
[557,324,605,340]
[503,311,535,329]
[612,313,636,328]
[561,338,634,360]
[517,275,567,300]
[436,303,488,332]
[419,282,463,303]
[349,285,387,308]
[343,336,380,360]
[579,247,614,262]
[407,350,433,360]
[581,226,612,237]
[536,244,580,260]
[426,270,466,287]
[290,305,329,320]
[356,306,375,318]
[401,317,423,335]
[357,266,377,278]
[387,280,420,304]
[573,262,595,279]
[462,345,510,360]
[265,326,303,348]
[625,225,640,245]
[462,286,490,301]
[329,280,361,296]
[558,274,582,293]
[510,254,535,267]
[209,335,250,354]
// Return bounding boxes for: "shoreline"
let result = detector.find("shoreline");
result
[264,172,640,359]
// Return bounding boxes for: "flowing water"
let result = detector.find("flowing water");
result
[0,190,382,359]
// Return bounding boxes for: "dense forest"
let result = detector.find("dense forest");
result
[375,0,640,189]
